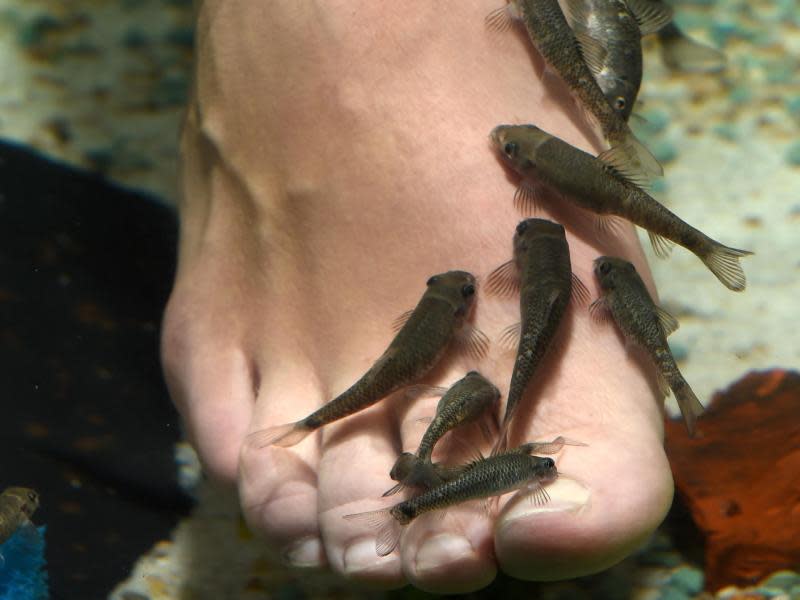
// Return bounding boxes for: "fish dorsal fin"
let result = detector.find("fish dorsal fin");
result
[454,325,490,360]
[497,321,522,352]
[485,259,521,297]
[588,296,612,324]
[648,230,675,259]
[571,273,592,307]
[391,309,414,333]
[626,0,673,36]
[597,145,654,189]
[655,305,679,337]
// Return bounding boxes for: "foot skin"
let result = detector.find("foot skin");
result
[161,0,674,592]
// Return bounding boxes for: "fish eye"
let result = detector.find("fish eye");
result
[461,283,476,298]
[426,275,440,286]
[516,220,529,235]
[542,457,555,469]
[598,261,612,276]
[27,491,37,502]
[615,97,626,110]
[503,141,518,157]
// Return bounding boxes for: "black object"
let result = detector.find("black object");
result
[0,139,192,600]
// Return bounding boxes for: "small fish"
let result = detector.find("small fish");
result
[491,124,753,291]
[345,452,558,556]
[247,271,490,448]
[657,22,727,73]
[486,219,590,451]
[0,487,39,546]
[385,370,500,496]
[485,0,663,182]
[591,256,704,435]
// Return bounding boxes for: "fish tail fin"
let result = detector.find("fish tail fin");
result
[660,24,727,73]
[343,508,402,556]
[245,420,313,449]
[701,241,753,291]
[670,376,704,437]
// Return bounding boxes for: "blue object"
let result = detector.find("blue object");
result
[0,525,48,600]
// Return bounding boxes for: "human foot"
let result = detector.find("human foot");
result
[161,0,674,592]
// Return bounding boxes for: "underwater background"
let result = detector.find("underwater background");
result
[0,0,797,598]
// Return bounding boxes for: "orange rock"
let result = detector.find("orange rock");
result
[664,369,800,592]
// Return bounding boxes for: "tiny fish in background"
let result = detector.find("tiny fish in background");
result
[491,124,752,291]
[345,452,559,556]
[485,0,663,182]
[591,256,704,435]
[657,22,727,73]
[385,370,500,496]
[246,271,490,448]
[486,219,590,452]
[0,487,39,546]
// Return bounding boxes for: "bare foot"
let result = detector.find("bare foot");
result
[161,0,673,592]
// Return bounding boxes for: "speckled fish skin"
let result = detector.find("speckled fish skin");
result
[0,487,39,545]
[499,219,574,450]
[579,0,642,121]
[593,256,704,435]
[389,371,500,492]
[248,271,485,447]
[491,124,752,291]
[502,0,659,178]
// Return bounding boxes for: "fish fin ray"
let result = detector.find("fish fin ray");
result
[513,181,544,215]
[701,243,752,291]
[588,296,612,324]
[414,415,435,425]
[655,305,680,337]
[574,30,608,79]
[626,0,673,35]
[497,321,522,353]
[403,384,448,402]
[477,418,495,446]
[656,371,672,399]
[343,508,402,556]
[246,421,312,449]
[484,4,516,33]
[391,309,415,333]
[485,260,521,297]
[648,230,675,259]
[598,146,654,189]
[454,325,491,360]
[571,273,592,308]
[382,482,405,497]
[672,377,704,437]
[521,480,551,507]
[594,215,628,241]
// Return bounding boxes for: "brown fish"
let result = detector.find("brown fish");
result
[0,487,39,545]
[491,124,752,291]
[385,370,500,496]
[247,271,489,448]
[591,256,704,435]
[658,22,727,73]
[345,452,558,556]
[486,0,663,182]
[486,218,590,451]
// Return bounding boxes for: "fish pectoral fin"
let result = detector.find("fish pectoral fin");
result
[454,325,491,360]
[477,418,496,446]
[485,259,521,298]
[626,0,674,36]
[655,305,680,337]
[497,321,522,353]
[522,480,551,507]
[656,371,672,399]
[413,415,435,425]
[598,132,663,187]
[573,30,608,79]
[403,384,448,402]
[391,309,415,333]
[593,214,628,241]
[648,231,675,259]
[484,3,517,33]
[570,273,592,308]
[382,482,406,497]
[513,181,545,215]
[588,296,612,324]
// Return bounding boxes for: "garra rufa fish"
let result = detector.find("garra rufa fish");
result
[491,124,752,291]
[385,370,500,496]
[346,452,558,556]
[485,219,590,452]
[247,271,490,448]
[591,256,704,435]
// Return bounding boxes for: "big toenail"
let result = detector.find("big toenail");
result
[500,478,591,526]
[283,536,325,568]
[343,539,391,574]
[415,534,473,574]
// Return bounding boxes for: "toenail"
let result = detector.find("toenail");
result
[283,537,325,568]
[415,534,473,574]
[343,539,391,574]
[500,478,591,526]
